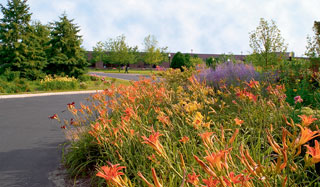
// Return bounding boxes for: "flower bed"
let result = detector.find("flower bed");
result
[53,68,320,186]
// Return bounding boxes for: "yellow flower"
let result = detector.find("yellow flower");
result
[192,112,203,129]
[177,86,183,94]
[185,101,201,113]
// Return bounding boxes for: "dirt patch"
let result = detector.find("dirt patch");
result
[49,127,92,187]
[48,164,91,187]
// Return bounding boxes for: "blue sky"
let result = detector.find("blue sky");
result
[1,0,320,56]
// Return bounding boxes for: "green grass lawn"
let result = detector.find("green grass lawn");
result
[90,68,162,75]
[0,77,130,95]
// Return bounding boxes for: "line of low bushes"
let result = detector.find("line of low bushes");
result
[0,70,115,94]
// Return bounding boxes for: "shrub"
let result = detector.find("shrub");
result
[78,74,92,82]
[279,59,320,108]
[79,82,88,89]
[40,75,79,91]
[2,68,20,82]
[170,52,186,70]
[197,62,260,88]
[0,78,31,93]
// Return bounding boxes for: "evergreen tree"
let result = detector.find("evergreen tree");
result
[47,13,88,77]
[0,0,31,73]
[21,21,50,79]
[170,52,186,70]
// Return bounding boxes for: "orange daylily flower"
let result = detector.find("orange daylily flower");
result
[142,131,165,156]
[305,140,320,164]
[96,163,126,186]
[151,168,163,187]
[202,176,220,187]
[297,125,320,146]
[187,171,200,185]
[137,171,154,187]
[247,80,259,88]
[157,114,171,126]
[229,129,239,145]
[199,132,214,148]
[205,150,230,171]
[179,136,190,143]
[193,155,217,177]
[234,118,244,126]
[124,107,134,118]
[298,115,317,127]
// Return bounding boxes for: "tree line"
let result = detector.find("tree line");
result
[91,34,169,71]
[1,0,320,79]
[0,0,87,80]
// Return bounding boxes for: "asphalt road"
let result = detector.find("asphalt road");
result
[0,94,92,187]
[89,72,150,81]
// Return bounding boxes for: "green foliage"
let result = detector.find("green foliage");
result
[306,21,320,58]
[56,68,320,186]
[205,57,215,68]
[105,35,139,69]
[63,134,99,178]
[306,21,320,71]
[0,69,31,93]
[249,18,287,69]
[47,13,88,78]
[170,52,186,70]
[190,56,203,66]
[143,35,167,67]
[279,58,320,108]
[184,53,191,67]
[0,0,47,80]
[39,75,79,91]
[21,21,50,80]
[0,0,31,68]
[91,41,108,65]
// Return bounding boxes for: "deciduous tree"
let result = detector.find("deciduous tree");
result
[106,35,139,72]
[91,41,108,65]
[306,21,320,71]
[249,18,287,69]
[143,35,167,68]
[306,21,320,57]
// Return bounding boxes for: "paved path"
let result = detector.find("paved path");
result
[89,72,150,81]
[0,74,144,186]
[0,94,92,187]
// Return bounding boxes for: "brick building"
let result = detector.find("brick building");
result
[87,51,293,69]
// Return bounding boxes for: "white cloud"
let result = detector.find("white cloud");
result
[7,0,320,56]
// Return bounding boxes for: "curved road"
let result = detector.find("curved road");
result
[0,74,143,186]
[0,94,92,186]
[89,72,150,81]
